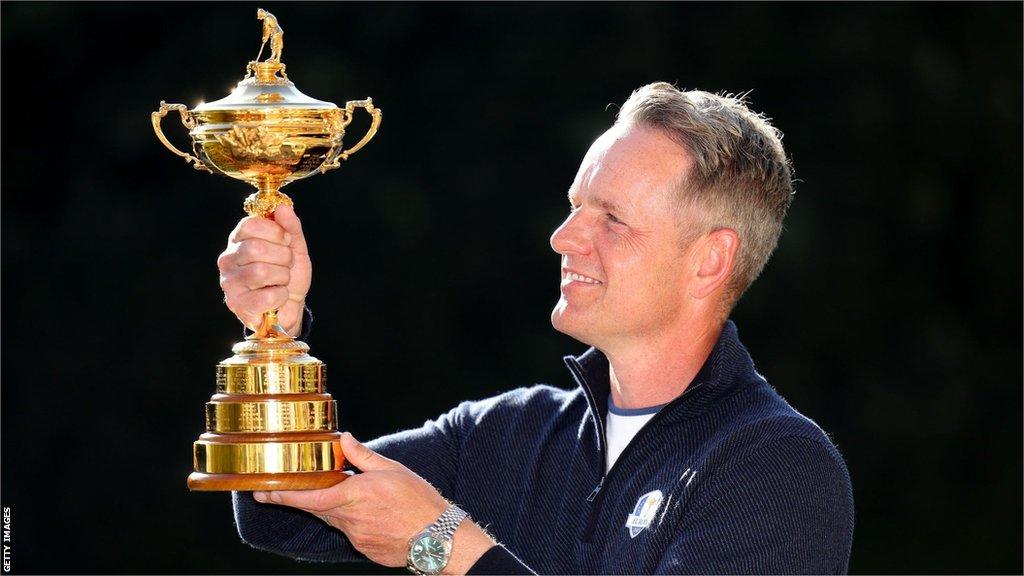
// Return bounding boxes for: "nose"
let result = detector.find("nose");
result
[550,210,590,256]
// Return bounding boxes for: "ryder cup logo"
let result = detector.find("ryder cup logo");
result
[625,489,664,538]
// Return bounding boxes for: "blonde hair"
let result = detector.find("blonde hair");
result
[616,82,795,305]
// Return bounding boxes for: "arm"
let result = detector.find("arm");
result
[233,405,468,563]
[656,436,855,575]
[220,206,502,568]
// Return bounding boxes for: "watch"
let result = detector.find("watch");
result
[406,504,469,575]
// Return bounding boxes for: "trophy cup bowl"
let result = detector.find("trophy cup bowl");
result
[152,59,381,216]
[151,10,381,491]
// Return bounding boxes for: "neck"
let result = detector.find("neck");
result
[604,318,724,410]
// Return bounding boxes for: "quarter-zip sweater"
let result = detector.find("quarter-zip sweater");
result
[233,321,855,574]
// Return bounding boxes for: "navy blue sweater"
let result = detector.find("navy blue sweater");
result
[233,321,855,574]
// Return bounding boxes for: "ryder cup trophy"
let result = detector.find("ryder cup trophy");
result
[151,9,381,491]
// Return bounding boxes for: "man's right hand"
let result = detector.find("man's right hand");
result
[218,204,312,337]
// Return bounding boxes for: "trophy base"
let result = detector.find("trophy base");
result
[187,470,349,492]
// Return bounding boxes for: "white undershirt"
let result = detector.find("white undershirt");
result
[605,398,666,472]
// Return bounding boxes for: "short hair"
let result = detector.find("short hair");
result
[616,82,794,307]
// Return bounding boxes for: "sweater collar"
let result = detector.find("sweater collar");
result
[563,320,757,430]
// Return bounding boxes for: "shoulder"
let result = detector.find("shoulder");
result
[451,383,583,427]
[706,372,849,470]
[448,383,585,440]
[693,375,854,523]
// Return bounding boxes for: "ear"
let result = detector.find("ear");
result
[690,228,739,300]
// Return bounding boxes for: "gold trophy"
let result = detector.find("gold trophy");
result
[151,9,381,491]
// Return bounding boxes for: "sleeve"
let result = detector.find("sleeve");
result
[232,402,468,564]
[467,545,537,575]
[655,436,855,575]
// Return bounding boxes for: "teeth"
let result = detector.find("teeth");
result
[568,272,600,284]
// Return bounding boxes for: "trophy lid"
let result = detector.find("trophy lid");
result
[194,61,337,112]
[194,9,335,113]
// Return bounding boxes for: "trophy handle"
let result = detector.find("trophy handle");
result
[321,98,382,173]
[151,101,213,173]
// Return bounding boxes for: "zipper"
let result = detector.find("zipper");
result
[586,477,604,502]
[572,357,706,542]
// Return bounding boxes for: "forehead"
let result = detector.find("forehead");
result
[569,123,692,210]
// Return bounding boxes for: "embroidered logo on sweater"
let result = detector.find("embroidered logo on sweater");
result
[625,489,663,538]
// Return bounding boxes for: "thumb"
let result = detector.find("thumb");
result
[272,204,308,255]
[341,432,400,472]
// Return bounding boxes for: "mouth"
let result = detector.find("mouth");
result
[561,269,603,286]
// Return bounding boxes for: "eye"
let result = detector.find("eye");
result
[606,212,625,225]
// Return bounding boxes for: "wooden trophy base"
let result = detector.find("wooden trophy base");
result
[188,470,350,491]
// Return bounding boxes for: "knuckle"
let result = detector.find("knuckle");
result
[229,218,254,242]
[241,216,264,231]
[248,262,270,284]
[240,239,266,261]
[216,250,235,272]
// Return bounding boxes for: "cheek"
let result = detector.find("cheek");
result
[601,239,687,309]
[596,235,648,287]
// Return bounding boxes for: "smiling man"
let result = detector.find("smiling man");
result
[222,82,854,574]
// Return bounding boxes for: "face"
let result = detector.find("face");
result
[550,123,699,349]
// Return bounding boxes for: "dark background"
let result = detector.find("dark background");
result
[2,2,1021,574]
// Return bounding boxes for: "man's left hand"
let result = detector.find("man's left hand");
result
[253,432,494,572]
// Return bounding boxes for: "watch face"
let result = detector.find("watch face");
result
[410,534,449,574]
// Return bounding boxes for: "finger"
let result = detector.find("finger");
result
[228,216,289,245]
[224,286,289,328]
[253,480,350,512]
[271,204,308,256]
[341,432,400,472]
[234,238,293,268]
[234,262,291,291]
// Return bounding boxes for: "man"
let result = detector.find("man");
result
[256,8,284,63]
[219,83,854,574]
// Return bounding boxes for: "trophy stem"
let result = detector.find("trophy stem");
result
[253,309,289,339]
[244,177,291,217]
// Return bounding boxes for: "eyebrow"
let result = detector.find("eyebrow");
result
[567,189,626,216]
[595,197,626,215]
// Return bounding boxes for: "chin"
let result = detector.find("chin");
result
[550,306,598,347]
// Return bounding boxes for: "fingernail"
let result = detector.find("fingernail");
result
[254,492,267,503]
[283,233,293,246]
[269,492,283,503]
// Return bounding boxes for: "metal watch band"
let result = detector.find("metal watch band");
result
[429,505,468,541]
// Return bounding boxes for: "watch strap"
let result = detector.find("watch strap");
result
[429,504,468,541]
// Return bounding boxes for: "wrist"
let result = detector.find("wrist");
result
[442,521,496,575]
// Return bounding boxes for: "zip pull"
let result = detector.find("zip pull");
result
[587,478,604,502]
